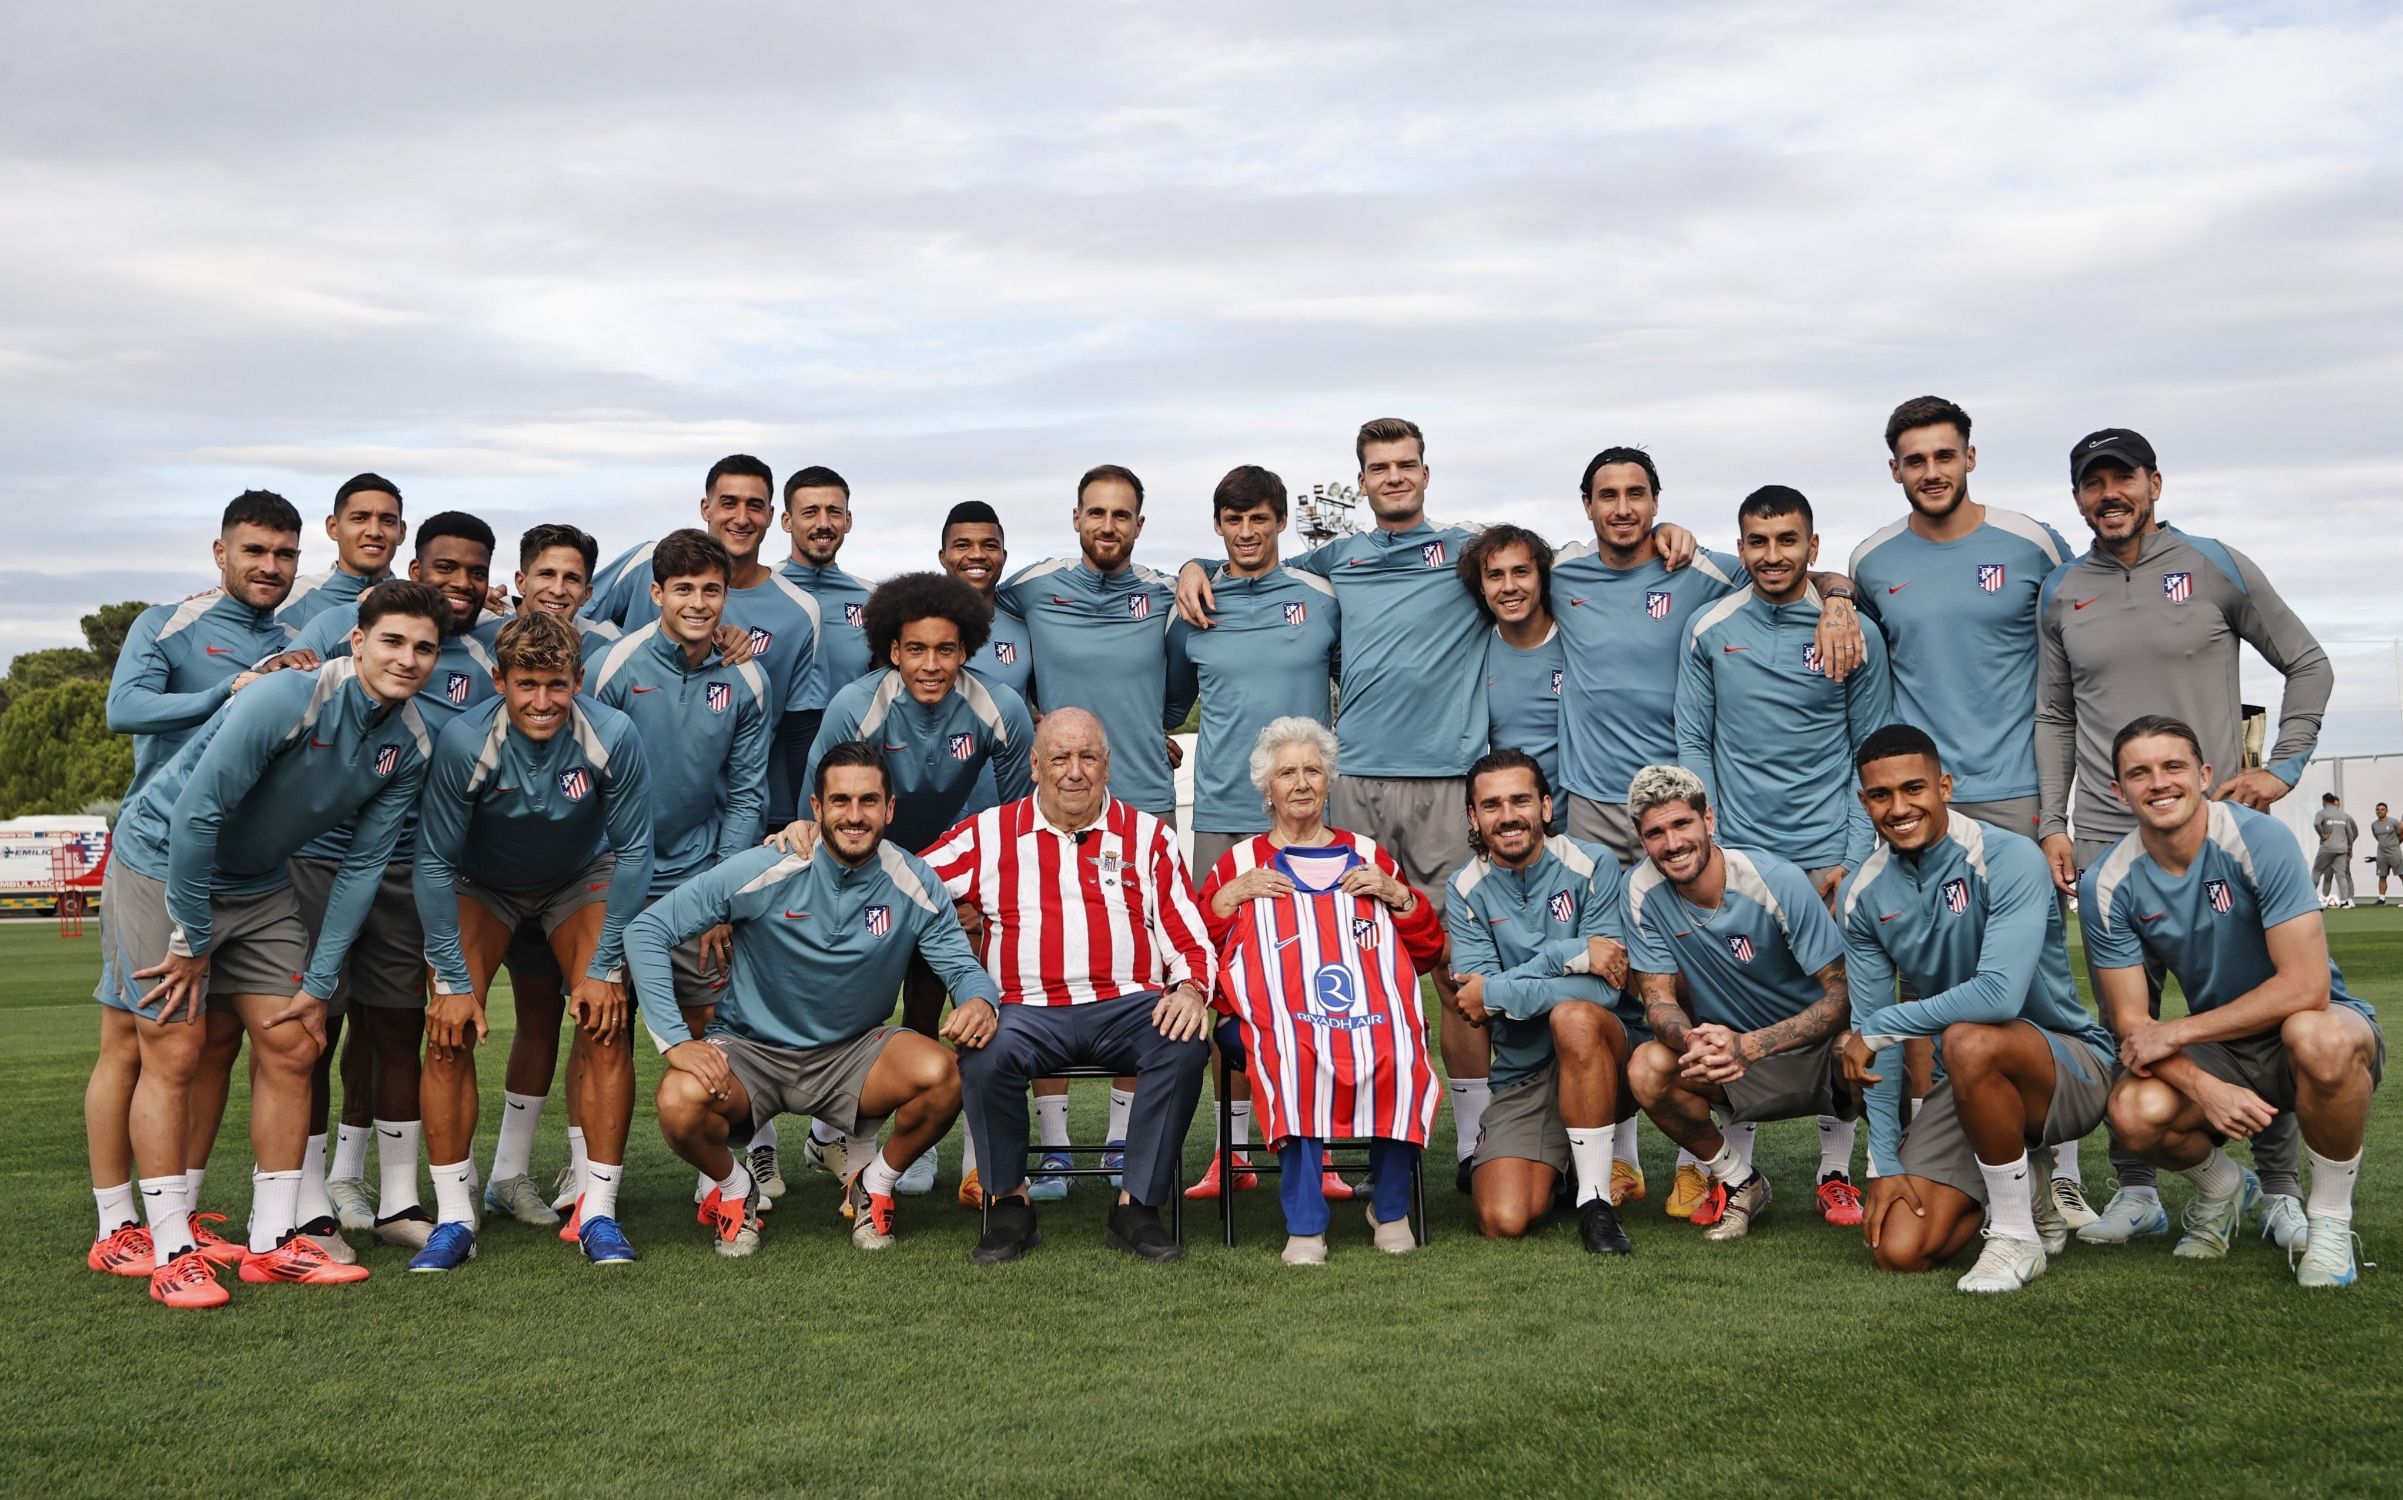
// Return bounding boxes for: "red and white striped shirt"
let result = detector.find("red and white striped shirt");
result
[923,795,1215,1008]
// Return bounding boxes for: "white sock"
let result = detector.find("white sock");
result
[1702,1136,1749,1188]
[582,1162,623,1223]
[808,1118,843,1146]
[430,1159,476,1226]
[376,1118,422,1215]
[1036,1094,1072,1150]
[248,1167,302,1253]
[1229,1099,1254,1151]
[566,1125,591,1191]
[1611,1117,1640,1168]
[962,1127,980,1178]
[1675,1147,1699,1171]
[1450,1078,1491,1162]
[296,1133,334,1227]
[185,1166,206,1207]
[846,1133,879,1170]
[1107,1087,1134,1143]
[1817,1116,1857,1180]
[864,1147,903,1199]
[95,1181,137,1237]
[1906,1096,1922,1123]
[2051,1140,2084,1184]
[1566,1127,1611,1206]
[716,1156,755,1204]
[754,1118,779,1151]
[1729,1121,1757,1170]
[1977,1152,2039,1243]
[696,1168,714,1198]
[491,1092,545,1181]
[331,1123,370,1181]
[2306,1146,2362,1224]
[141,1176,195,1264]
[2183,1147,2243,1200]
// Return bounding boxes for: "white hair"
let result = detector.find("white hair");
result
[1626,763,1709,825]
[1248,716,1339,803]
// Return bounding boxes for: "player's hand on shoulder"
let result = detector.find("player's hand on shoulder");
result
[714,623,756,665]
[1173,559,1217,628]
[1653,522,1697,571]
[766,820,819,857]
[940,996,1000,1050]
[257,649,321,675]
[2212,768,2290,811]
[1811,592,1864,682]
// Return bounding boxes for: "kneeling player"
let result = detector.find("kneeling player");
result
[1446,751,1642,1254]
[634,742,990,1255]
[412,612,655,1270]
[1839,725,2117,1292]
[1623,765,1857,1241]
[2086,716,2383,1287]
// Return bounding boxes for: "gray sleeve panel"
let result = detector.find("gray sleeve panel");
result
[2218,545,2331,787]
[2033,563,2079,841]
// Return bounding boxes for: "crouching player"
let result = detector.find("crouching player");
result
[1445,751,1641,1254]
[411,612,654,1270]
[2087,715,2382,1287]
[633,741,991,1255]
[1623,765,1857,1241]
[1839,725,2117,1292]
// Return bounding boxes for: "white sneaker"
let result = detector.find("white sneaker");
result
[483,1172,563,1227]
[748,1144,788,1200]
[2292,1214,2365,1288]
[1956,1230,2047,1292]
[2032,1179,2071,1255]
[326,1177,376,1232]
[1281,1233,1328,1265]
[2048,1174,2099,1231]
[2259,1192,2309,1252]
[2173,1169,2259,1260]
[2076,1187,2169,1244]
[895,1150,938,1197]
[801,1130,851,1180]
[549,1163,581,1213]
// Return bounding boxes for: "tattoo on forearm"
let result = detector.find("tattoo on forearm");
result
[1640,972,1690,1053]
[1737,957,1850,1064]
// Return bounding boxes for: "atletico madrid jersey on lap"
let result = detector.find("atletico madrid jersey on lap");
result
[1208,838,1440,1147]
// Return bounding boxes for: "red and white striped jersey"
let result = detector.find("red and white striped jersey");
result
[1207,839,1439,1147]
[923,795,1214,1007]
[1197,829,1445,965]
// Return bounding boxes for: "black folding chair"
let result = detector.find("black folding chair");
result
[1213,1018,1426,1249]
[978,1063,1184,1246]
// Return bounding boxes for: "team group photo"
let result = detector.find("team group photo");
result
[6,5,2396,1497]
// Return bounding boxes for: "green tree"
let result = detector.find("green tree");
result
[0,679,132,817]
[0,647,101,714]
[82,601,149,671]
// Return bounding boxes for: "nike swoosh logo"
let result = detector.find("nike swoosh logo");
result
[783,910,810,920]
[380,1128,403,1139]
[1276,935,1301,948]
[2139,910,2166,923]
[588,882,608,892]
[883,743,909,752]
[1673,930,1692,939]
[310,738,334,749]
[1567,596,1589,606]
[2073,597,2101,610]
[2087,436,2114,450]
[506,1101,525,1111]
[1344,559,1370,567]
[1878,912,1901,923]
[1886,582,1910,594]
[497,786,518,794]
[1487,917,1509,925]
[629,685,659,694]
[1722,645,1748,654]
[204,645,233,655]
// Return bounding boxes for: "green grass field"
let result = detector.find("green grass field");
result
[4,915,2400,1498]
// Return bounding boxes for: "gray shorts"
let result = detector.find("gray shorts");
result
[460,853,615,944]
[1565,794,1638,868]
[2379,851,2402,880]
[1952,796,2041,843]
[2312,851,2345,884]
[2184,1014,2386,1130]
[1331,775,1472,894]
[1471,1059,1570,1174]
[288,857,426,1014]
[712,1026,901,1141]
[1189,829,1252,882]
[631,895,725,1016]
[1722,1034,1859,1126]
[1897,1026,2116,1200]
[95,863,307,1018]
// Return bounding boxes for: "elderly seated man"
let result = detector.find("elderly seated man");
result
[1198,717,1444,1265]
[925,708,1216,1264]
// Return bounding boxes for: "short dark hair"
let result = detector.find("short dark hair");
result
[1884,396,1972,455]
[864,571,992,666]
[784,465,851,505]
[1457,524,1554,623]
[652,527,732,587]
[334,473,402,512]
[706,454,773,495]
[2110,713,2205,775]
[813,738,892,799]
[519,522,598,575]
[355,578,446,634]
[1579,446,1661,499]
[942,500,1004,541]
[1855,722,1944,776]
[1466,747,1552,807]
[1076,463,1145,511]
[1737,484,1813,533]
[222,489,302,535]
[2323,792,2341,805]
[1212,465,1287,523]
[1356,417,1424,469]
[415,510,496,560]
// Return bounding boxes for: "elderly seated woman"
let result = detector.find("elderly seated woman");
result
[1196,716,1446,1264]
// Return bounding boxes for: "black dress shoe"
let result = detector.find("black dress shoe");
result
[970,1198,1042,1265]
[1578,1197,1633,1256]
[1103,1201,1184,1263]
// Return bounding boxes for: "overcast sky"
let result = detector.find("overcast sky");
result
[4,1,2397,746]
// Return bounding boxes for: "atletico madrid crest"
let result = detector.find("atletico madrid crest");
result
[446,670,471,705]
[1727,934,1755,964]
[1284,601,1308,627]
[864,904,891,937]
[2206,878,2233,915]
[2163,572,2193,604]
[1549,667,1563,696]
[746,626,774,656]
[1942,877,1969,915]
[1127,592,1151,620]
[1977,563,2006,594]
[1547,890,1575,924]
[994,641,1018,665]
[1802,644,1824,674]
[948,732,976,761]
[1350,916,1379,949]
[705,681,731,714]
[1420,541,1447,568]
[1645,590,1672,620]
[844,603,865,628]
[373,744,400,778]
[557,768,591,801]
